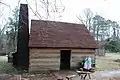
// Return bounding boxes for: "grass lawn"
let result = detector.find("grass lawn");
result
[0,56,17,74]
[96,53,120,71]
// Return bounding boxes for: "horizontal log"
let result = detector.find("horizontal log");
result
[30,59,60,64]
[30,49,60,53]
[30,56,60,59]
[72,52,94,54]
[30,63,60,66]
[71,53,95,57]
[72,49,95,53]
[71,60,81,65]
[30,52,60,55]
[30,58,60,61]
[71,62,78,66]
[30,53,60,58]
[30,49,95,52]
[71,57,95,62]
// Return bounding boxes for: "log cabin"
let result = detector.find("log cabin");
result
[29,20,98,71]
[13,4,98,72]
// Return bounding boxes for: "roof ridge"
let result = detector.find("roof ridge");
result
[31,19,85,26]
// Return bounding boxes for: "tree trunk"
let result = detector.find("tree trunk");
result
[96,26,100,41]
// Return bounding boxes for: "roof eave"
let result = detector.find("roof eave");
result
[29,46,97,49]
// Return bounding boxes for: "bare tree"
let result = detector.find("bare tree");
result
[26,0,65,20]
[77,8,93,31]
[112,21,119,40]
[0,1,10,7]
[0,0,10,36]
[0,1,10,17]
[0,0,11,53]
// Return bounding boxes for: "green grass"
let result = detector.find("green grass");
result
[0,56,18,74]
[96,53,120,71]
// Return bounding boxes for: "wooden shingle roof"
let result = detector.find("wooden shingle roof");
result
[29,20,97,49]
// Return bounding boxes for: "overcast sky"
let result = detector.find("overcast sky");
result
[0,0,120,28]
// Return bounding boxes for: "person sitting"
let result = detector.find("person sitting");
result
[83,56,92,72]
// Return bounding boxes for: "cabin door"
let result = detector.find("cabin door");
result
[60,50,71,70]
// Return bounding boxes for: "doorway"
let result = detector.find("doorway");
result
[60,50,71,70]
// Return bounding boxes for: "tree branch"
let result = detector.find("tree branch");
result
[76,15,85,25]
[0,1,10,7]
[26,0,42,19]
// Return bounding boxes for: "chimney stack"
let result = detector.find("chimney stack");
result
[14,4,29,71]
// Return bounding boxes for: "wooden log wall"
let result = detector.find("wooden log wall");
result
[29,49,95,71]
[71,49,95,69]
[29,49,60,71]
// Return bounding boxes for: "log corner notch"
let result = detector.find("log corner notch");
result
[13,4,29,71]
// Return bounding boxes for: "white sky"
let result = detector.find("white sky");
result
[0,0,120,28]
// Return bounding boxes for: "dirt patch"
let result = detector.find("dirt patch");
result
[21,71,77,80]
[0,74,21,80]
